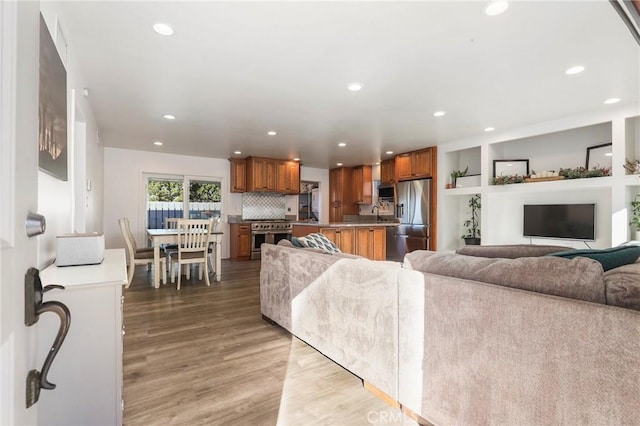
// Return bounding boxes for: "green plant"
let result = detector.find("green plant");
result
[492,174,525,185]
[462,194,481,239]
[450,166,468,185]
[630,195,640,231]
[559,166,611,179]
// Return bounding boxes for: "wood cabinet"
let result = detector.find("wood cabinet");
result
[355,227,386,260]
[380,159,395,185]
[229,158,246,193]
[352,165,372,204]
[329,167,358,222]
[231,157,299,194]
[294,224,387,260]
[230,223,251,260]
[395,147,433,181]
[276,160,300,194]
[293,225,319,237]
[246,157,277,192]
[320,227,356,254]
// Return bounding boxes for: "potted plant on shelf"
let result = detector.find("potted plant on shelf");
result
[630,195,640,240]
[449,166,468,188]
[462,194,481,245]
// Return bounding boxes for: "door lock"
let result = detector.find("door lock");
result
[24,268,71,408]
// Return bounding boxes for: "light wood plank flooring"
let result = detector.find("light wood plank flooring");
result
[124,260,417,425]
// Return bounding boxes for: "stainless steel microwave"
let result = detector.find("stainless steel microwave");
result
[378,185,395,199]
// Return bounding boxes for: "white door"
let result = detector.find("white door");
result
[1,2,41,424]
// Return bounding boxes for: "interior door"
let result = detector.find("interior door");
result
[1,2,40,423]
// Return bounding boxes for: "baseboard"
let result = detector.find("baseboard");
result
[363,380,400,409]
[363,381,433,426]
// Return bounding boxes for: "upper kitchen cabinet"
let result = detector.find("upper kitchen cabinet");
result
[395,147,434,181]
[229,158,247,193]
[246,157,277,192]
[353,165,372,204]
[380,159,395,185]
[329,167,357,222]
[232,157,300,194]
[276,160,300,194]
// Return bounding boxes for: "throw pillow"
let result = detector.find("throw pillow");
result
[295,233,342,254]
[290,236,304,248]
[547,246,640,272]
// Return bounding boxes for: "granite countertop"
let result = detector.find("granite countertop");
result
[291,222,399,227]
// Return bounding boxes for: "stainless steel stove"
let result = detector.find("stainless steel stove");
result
[249,221,293,259]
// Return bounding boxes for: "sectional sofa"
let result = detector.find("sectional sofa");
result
[259,242,640,425]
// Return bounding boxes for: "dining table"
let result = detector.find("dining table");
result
[146,228,223,288]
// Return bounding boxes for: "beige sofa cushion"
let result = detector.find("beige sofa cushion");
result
[604,262,640,311]
[456,244,571,258]
[404,251,605,304]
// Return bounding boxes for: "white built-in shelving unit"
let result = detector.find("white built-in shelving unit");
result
[438,109,640,252]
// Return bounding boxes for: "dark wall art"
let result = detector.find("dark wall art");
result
[38,14,67,181]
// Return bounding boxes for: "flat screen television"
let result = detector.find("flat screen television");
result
[523,203,595,241]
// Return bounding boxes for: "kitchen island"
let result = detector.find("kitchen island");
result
[293,222,398,261]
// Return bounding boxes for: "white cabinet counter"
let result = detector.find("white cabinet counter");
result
[37,248,127,426]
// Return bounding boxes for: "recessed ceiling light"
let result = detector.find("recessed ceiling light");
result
[565,65,585,75]
[338,142,347,147]
[153,23,174,36]
[605,152,613,157]
[386,151,394,155]
[375,162,380,165]
[484,127,495,132]
[163,114,175,120]
[153,141,163,146]
[267,131,277,136]
[337,162,343,166]
[484,1,509,16]
[234,151,242,155]
[293,157,300,161]
[604,98,621,104]
[433,111,446,117]
[347,83,362,91]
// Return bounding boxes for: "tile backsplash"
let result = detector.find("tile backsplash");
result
[242,193,286,220]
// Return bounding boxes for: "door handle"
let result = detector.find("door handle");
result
[24,268,71,408]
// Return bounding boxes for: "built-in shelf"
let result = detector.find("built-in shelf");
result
[438,110,640,252]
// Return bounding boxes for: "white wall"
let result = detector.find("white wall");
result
[37,5,103,268]
[103,147,241,259]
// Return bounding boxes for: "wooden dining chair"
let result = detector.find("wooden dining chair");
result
[119,218,166,287]
[172,218,212,290]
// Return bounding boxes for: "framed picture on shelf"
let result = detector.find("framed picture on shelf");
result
[456,174,481,188]
[493,159,529,178]
[586,143,612,169]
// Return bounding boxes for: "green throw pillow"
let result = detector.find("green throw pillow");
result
[547,245,640,271]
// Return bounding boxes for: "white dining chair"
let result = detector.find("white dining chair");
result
[119,218,166,287]
[163,217,180,271]
[172,218,212,289]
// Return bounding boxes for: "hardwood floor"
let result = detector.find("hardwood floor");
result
[123,260,417,425]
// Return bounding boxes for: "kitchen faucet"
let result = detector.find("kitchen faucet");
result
[371,204,382,221]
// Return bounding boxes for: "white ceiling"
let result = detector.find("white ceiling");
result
[57,1,640,169]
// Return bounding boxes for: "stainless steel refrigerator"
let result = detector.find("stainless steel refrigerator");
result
[386,179,431,261]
